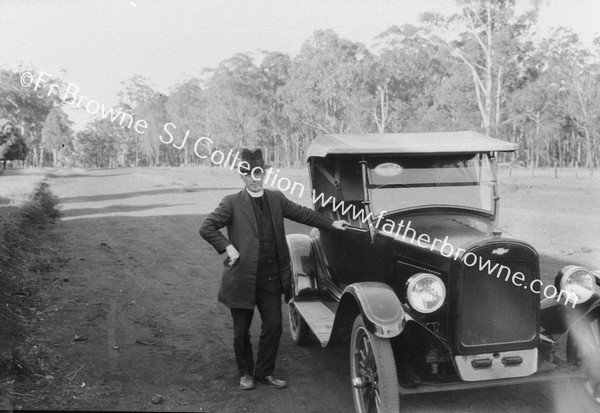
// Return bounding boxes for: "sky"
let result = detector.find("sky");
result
[1,0,599,130]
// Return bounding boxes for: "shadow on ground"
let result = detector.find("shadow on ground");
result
[59,187,236,204]
[62,203,193,218]
[45,172,131,180]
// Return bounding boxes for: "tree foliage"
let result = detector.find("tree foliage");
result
[1,1,600,174]
[0,69,67,166]
[0,122,28,163]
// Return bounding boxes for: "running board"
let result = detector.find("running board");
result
[294,301,335,347]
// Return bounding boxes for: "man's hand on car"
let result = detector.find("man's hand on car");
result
[332,220,349,230]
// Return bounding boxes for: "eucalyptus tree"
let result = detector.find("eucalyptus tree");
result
[0,68,66,166]
[420,0,539,137]
[165,78,206,166]
[371,24,447,133]
[258,51,295,165]
[41,107,73,167]
[73,119,121,167]
[202,53,263,153]
[509,70,565,174]
[139,93,170,166]
[116,75,159,166]
[280,29,374,143]
[550,29,600,173]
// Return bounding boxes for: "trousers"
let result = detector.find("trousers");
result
[229,261,282,377]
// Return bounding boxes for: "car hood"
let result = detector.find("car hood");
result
[374,210,538,277]
[376,211,496,252]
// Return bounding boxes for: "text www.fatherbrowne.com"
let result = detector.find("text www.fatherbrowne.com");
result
[308,189,578,308]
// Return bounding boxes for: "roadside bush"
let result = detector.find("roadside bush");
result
[18,182,62,228]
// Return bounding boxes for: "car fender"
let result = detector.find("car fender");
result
[286,234,319,299]
[540,295,600,337]
[330,282,405,343]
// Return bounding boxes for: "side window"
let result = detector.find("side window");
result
[311,156,367,228]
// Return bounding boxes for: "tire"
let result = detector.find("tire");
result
[288,301,312,345]
[567,313,600,409]
[350,315,400,413]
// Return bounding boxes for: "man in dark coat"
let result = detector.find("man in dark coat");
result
[200,148,347,390]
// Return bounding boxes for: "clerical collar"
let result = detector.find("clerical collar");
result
[246,188,264,198]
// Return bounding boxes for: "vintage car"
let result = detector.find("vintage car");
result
[285,132,600,412]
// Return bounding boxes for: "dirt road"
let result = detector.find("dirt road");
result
[13,167,600,412]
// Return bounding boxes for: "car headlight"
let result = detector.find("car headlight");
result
[406,273,446,313]
[558,265,596,304]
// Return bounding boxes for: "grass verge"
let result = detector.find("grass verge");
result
[0,182,63,408]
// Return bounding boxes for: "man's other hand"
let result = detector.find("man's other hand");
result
[332,220,349,230]
[225,244,240,266]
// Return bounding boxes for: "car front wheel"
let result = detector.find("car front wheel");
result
[350,315,399,413]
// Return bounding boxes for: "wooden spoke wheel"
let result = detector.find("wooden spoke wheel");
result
[350,315,399,413]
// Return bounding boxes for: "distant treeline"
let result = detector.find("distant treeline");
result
[1,0,599,174]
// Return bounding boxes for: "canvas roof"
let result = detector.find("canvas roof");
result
[306,131,517,158]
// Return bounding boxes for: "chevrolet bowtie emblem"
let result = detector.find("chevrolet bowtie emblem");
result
[492,247,509,255]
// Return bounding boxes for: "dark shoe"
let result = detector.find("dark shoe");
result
[239,374,255,390]
[256,375,287,389]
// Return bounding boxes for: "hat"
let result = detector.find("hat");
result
[238,148,271,174]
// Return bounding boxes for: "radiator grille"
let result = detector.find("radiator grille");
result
[457,258,538,352]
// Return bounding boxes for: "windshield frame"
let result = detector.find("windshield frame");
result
[365,152,498,218]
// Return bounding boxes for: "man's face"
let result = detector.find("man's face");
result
[241,169,264,192]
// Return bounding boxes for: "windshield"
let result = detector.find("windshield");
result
[367,153,496,215]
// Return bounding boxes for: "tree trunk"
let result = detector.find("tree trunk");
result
[374,85,389,134]
[529,147,534,177]
[31,146,38,167]
[558,135,562,170]
[281,134,291,168]
[576,140,581,179]
[295,133,301,166]
[484,4,493,136]
[494,66,503,137]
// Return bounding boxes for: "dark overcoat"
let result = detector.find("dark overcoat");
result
[199,189,333,309]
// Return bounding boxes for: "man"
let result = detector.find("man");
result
[199,148,348,390]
